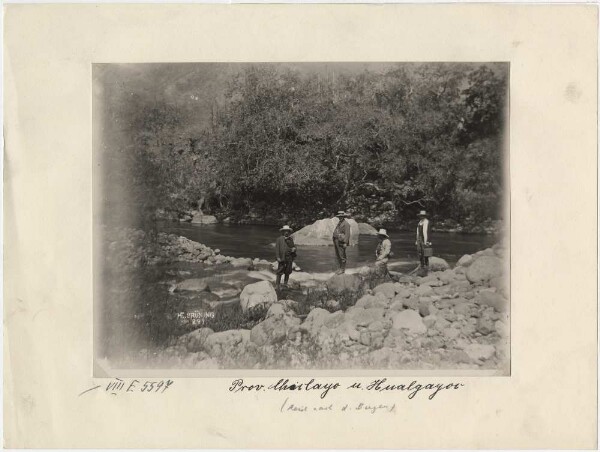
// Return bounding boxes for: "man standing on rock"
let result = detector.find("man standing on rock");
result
[332,211,351,274]
[275,225,296,288]
[416,210,432,275]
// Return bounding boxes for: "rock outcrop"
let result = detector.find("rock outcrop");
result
[293,217,360,246]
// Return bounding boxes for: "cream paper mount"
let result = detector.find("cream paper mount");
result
[4,4,598,449]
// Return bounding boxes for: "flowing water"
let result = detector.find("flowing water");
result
[159,222,498,273]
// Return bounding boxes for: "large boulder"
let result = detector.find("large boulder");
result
[191,213,218,224]
[325,273,363,293]
[250,313,301,346]
[390,309,427,334]
[358,223,378,235]
[345,307,385,328]
[266,300,298,318]
[464,343,495,361]
[428,256,450,272]
[293,217,360,246]
[373,282,400,300]
[203,330,249,357]
[301,308,333,335]
[476,290,508,312]
[466,256,504,283]
[178,327,214,352]
[456,254,474,267]
[239,280,278,313]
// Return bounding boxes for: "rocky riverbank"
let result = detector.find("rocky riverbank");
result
[102,227,509,371]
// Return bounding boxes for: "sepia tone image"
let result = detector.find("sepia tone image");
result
[93,62,509,373]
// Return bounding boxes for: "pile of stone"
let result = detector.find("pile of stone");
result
[104,228,265,268]
[159,241,509,370]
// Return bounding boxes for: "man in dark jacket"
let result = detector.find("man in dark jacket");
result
[275,225,296,288]
[332,211,351,274]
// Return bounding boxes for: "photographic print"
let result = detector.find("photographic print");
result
[94,62,509,373]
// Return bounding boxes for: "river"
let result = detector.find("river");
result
[159,222,497,273]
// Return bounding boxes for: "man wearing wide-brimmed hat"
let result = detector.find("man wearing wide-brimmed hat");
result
[375,229,392,265]
[275,225,296,288]
[332,211,351,274]
[415,210,432,274]
[374,228,393,279]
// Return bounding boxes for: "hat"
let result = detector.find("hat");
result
[279,225,293,232]
[377,228,389,238]
[336,211,348,217]
[417,210,428,217]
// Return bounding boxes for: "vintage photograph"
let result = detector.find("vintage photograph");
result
[94,62,509,372]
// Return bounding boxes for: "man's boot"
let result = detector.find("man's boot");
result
[283,275,289,288]
[275,274,282,289]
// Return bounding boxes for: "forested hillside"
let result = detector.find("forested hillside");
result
[95,63,508,232]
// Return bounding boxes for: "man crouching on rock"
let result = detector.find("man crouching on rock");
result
[332,211,351,274]
[275,225,296,288]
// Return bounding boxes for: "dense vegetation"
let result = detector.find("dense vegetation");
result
[96,63,507,231]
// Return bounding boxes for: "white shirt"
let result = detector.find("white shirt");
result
[417,218,429,243]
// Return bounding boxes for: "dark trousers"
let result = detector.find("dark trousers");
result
[276,260,293,285]
[417,242,429,268]
[333,239,347,270]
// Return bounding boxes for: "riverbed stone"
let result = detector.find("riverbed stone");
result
[239,280,278,313]
[415,285,434,296]
[326,273,362,293]
[179,327,215,352]
[443,328,460,340]
[423,315,437,328]
[418,302,431,318]
[466,256,503,283]
[435,317,451,331]
[476,317,495,335]
[301,308,333,335]
[476,290,507,312]
[428,257,450,272]
[355,294,377,309]
[250,313,300,346]
[456,254,474,267]
[438,270,457,284]
[373,282,397,299]
[417,274,439,286]
[204,330,248,357]
[465,343,495,361]
[346,307,385,327]
[391,309,427,334]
